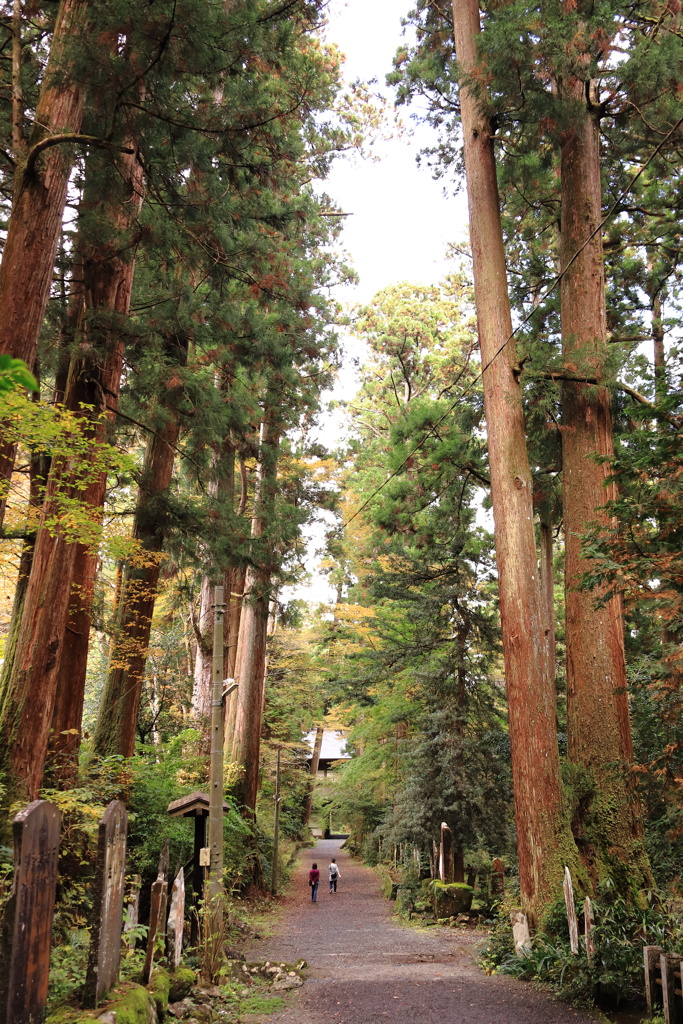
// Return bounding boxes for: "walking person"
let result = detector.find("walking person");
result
[308,862,320,903]
[328,858,340,893]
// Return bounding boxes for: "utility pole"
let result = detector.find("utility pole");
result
[271,745,281,895]
[208,585,226,912]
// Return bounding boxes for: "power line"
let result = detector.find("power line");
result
[342,112,683,530]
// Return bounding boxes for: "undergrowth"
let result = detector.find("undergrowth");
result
[482,878,683,1008]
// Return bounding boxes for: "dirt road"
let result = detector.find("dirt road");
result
[248,839,604,1024]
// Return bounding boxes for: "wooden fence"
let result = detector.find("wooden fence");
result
[644,945,683,1024]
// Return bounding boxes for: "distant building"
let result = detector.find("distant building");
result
[303,729,352,777]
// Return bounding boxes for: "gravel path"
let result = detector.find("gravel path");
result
[247,839,604,1024]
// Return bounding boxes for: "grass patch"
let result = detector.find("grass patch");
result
[239,995,286,1014]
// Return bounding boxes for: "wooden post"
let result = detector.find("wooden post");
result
[123,874,142,933]
[0,800,61,1024]
[83,800,128,1007]
[167,869,185,970]
[491,857,505,897]
[208,585,226,908]
[271,745,281,895]
[142,842,169,985]
[644,945,664,1013]
[439,822,454,883]
[660,952,683,1024]
[563,866,579,954]
[584,897,595,957]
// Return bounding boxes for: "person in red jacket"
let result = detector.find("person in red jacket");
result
[308,862,320,903]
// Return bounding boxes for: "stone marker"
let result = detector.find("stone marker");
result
[83,800,129,1007]
[439,822,453,883]
[0,799,61,1024]
[142,841,169,984]
[563,866,579,954]
[510,910,531,954]
[123,874,142,932]
[167,868,186,969]
[584,896,595,957]
[491,857,505,896]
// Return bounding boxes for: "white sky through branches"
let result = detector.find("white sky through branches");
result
[288,0,469,607]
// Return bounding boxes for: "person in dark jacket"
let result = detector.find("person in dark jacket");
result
[308,863,320,902]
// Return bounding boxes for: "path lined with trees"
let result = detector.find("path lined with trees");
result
[249,841,601,1024]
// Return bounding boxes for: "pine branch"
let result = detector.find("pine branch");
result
[539,371,682,429]
[25,134,134,175]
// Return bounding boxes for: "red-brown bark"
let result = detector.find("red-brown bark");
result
[230,417,279,817]
[0,0,90,519]
[559,79,650,883]
[452,0,578,921]
[304,724,324,827]
[91,346,186,759]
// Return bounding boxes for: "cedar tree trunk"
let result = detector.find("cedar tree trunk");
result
[452,0,578,922]
[559,78,650,886]
[304,724,324,827]
[91,335,187,758]
[0,0,90,516]
[230,417,279,817]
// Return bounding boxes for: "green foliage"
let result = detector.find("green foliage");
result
[0,356,38,394]
[489,880,683,1007]
[46,930,90,1013]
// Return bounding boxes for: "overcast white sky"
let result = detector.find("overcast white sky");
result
[286,0,470,606]
[323,0,468,304]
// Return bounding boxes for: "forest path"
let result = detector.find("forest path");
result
[247,839,603,1024]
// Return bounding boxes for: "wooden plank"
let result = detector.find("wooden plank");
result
[660,952,683,1024]
[643,942,664,1010]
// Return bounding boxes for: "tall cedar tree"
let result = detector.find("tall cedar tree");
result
[451,0,579,921]
[0,0,91,508]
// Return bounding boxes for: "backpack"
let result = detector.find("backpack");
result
[330,864,338,878]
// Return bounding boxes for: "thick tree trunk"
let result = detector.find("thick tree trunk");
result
[91,336,187,759]
[559,79,650,886]
[0,0,88,366]
[37,140,144,786]
[230,418,279,817]
[0,0,90,517]
[452,0,578,923]
[304,724,324,827]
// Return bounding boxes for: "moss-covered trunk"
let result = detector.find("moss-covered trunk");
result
[559,76,651,889]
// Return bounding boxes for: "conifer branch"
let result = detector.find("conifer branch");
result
[25,134,135,175]
[539,372,682,429]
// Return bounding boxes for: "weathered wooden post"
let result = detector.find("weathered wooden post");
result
[491,857,505,897]
[584,897,595,957]
[167,869,186,970]
[644,945,664,1013]
[123,874,142,932]
[142,840,169,984]
[0,800,61,1024]
[439,822,454,883]
[660,951,683,1024]
[83,800,128,1007]
[563,866,579,954]
[271,745,282,896]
